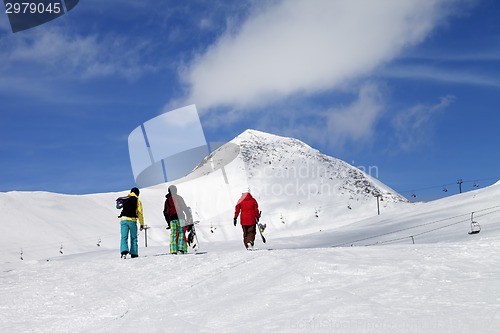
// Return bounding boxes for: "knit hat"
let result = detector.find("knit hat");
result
[168,185,177,195]
[131,187,140,196]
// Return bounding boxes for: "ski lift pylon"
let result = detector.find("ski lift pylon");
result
[468,212,481,235]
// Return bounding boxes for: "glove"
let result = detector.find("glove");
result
[140,225,144,231]
[233,218,237,226]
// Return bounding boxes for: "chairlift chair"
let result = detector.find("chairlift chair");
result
[468,212,481,235]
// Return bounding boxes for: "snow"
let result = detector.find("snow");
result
[1,130,500,332]
[1,241,499,332]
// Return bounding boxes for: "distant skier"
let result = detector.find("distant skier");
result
[118,187,144,258]
[164,185,192,254]
[233,189,260,250]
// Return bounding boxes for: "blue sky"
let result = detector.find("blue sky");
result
[0,0,499,201]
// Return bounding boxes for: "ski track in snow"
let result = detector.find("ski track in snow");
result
[1,239,499,333]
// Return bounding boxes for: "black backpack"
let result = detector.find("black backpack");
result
[116,196,138,218]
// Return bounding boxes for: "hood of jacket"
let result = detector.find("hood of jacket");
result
[238,192,253,202]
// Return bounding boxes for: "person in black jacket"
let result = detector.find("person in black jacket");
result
[164,185,192,254]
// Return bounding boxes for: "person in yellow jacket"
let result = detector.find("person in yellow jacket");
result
[118,187,144,258]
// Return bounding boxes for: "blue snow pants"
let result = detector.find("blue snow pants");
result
[120,220,138,255]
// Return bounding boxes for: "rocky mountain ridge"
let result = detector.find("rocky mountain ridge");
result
[198,129,406,204]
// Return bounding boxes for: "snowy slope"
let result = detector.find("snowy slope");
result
[169,129,408,241]
[3,129,407,262]
[1,233,499,332]
[267,181,500,249]
[1,130,500,333]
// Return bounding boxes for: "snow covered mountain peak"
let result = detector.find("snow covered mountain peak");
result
[175,128,408,239]
[233,128,312,151]
[225,129,406,204]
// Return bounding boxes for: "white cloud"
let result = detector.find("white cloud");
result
[327,83,385,147]
[392,95,456,151]
[249,82,385,150]
[0,27,158,81]
[381,65,500,88]
[181,0,461,110]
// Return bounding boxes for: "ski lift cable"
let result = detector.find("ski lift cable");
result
[332,204,500,247]
[376,208,500,245]
[332,212,470,247]
[365,235,416,246]
[398,177,499,195]
[399,183,456,194]
[364,209,500,247]
[364,218,468,246]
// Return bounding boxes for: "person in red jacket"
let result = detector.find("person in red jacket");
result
[233,190,260,250]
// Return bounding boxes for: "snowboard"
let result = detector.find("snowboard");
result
[256,211,266,243]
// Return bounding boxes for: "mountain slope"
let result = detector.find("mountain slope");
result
[2,131,500,333]
[195,129,406,203]
[5,129,498,263]
[184,129,408,235]
[267,181,500,249]
[3,129,407,261]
